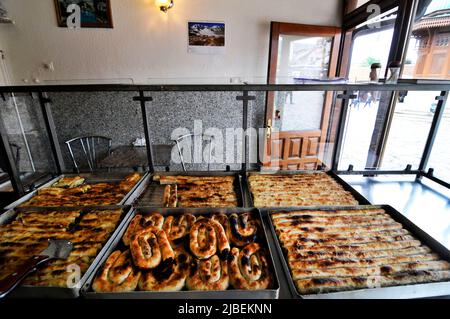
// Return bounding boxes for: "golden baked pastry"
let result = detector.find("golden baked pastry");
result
[130,227,174,269]
[248,172,359,207]
[272,208,450,295]
[153,175,238,208]
[186,254,229,291]
[122,213,164,246]
[138,249,190,291]
[163,214,196,242]
[20,173,141,207]
[92,250,141,292]
[228,213,259,247]
[228,243,272,290]
[0,208,123,286]
[189,218,230,260]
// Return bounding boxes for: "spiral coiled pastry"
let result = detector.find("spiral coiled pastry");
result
[130,226,174,269]
[122,213,164,245]
[229,243,272,290]
[92,250,141,292]
[211,213,229,233]
[138,248,190,291]
[190,218,230,260]
[163,214,196,241]
[228,213,259,247]
[186,254,229,291]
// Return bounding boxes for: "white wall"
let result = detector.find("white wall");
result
[0,0,342,85]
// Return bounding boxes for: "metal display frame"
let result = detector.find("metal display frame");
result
[0,82,449,201]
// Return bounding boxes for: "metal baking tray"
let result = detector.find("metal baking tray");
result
[1,205,133,298]
[128,171,246,208]
[81,207,280,299]
[244,170,371,208]
[263,205,450,299]
[4,172,148,210]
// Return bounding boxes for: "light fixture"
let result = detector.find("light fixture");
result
[156,0,174,13]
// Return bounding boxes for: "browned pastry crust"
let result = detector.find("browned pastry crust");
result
[92,250,141,292]
[248,173,358,207]
[272,208,450,295]
[228,244,272,290]
[20,174,140,207]
[0,208,123,287]
[138,248,190,291]
[163,214,196,241]
[157,175,238,208]
[228,213,259,247]
[130,227,174,269]
[122,214,164,245]
[186,254,229,291]
[296,270,450,294]
[189,218,230,260]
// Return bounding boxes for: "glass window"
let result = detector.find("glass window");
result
[403,0,450,79]
[426,99,450,181]
[381,91,439,169]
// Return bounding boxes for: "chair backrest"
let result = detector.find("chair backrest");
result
[65,136,112,173]
[172,133,214,172]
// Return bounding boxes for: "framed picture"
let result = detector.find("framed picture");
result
[188,21,225,55]
[54,0,113,28]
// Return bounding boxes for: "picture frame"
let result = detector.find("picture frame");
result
[54,0,113,28]
[187,21,225,55]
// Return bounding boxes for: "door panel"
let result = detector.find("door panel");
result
[264,22,341,170]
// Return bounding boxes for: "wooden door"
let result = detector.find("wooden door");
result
[264,22,341,170]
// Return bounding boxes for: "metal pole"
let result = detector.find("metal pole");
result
[133,91,154,173]
[417,91,448,176]
[0,111,25,196]
[237,91,255,172]
[38,92,65,174]
[332,91,355,171]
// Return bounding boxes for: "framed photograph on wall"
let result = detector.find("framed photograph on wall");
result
[188,21,225,55]
[54,0,113,28]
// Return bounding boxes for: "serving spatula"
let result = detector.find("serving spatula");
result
[0,239,73,298]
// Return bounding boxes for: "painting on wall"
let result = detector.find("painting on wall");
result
[54,0,113,28]
[188,21,225,55]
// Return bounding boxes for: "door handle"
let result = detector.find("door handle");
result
[266,125,272,138]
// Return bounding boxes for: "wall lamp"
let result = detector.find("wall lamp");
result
[156,0,174,13]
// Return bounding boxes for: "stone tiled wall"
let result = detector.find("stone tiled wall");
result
[47,91,266,172]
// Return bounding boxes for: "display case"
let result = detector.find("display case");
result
[0,81,450,299]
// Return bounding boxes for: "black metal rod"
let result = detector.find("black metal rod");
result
[134,91,154,173]
[1,82,450,93]
[335,169,421,176]
[38,92,64,174]
[418,91,448,172]
[0,102,25,196]
[332,91,353,170]
[422,172,450,190]
[237,91,255,172]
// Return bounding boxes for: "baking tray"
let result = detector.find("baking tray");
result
[4,172,148,210]
[81,207,280,299]
[1,205,133,298]
[263,205,450,299]
[244,170,371,208]
[128,171,246,208]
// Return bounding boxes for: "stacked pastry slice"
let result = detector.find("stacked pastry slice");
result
[272,208,450,295]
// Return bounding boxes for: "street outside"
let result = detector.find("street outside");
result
[339,91,450,182]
